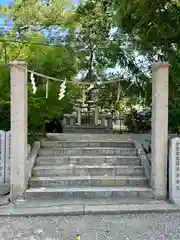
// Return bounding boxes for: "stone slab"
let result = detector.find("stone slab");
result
[0,204,84,216]
[41,140,134,148]
[0,202,180,216]
[29,176,148,188]
[63,129,113,134]
[0,195,10,206]
[35,155,141,166]
[84,203,180,215]
[38,147,137,156]
[32,165,144,177]
[0,183,10,195]
[25,187,153,200]
[13,198,165,208]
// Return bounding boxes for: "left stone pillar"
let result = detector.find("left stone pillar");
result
[10,61,28,200]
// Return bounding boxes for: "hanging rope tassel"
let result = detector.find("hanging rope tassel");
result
[58,79,66,100]
[30,72,37,94]
[46,79,49,99]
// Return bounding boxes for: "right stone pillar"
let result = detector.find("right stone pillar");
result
[151,62,169,199]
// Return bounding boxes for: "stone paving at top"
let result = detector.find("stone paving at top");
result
[0,213,180,239]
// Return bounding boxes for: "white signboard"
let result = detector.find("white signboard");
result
[0,131,5,183]
[169,137,180,204]
[5,131,11,183]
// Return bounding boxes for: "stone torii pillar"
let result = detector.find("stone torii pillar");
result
[151,62,169,199]
[10,61,28,201]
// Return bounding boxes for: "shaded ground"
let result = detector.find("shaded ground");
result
[0,213,180,239]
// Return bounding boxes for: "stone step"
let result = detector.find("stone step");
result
[29,176,148,188]
[63,129,113,134]
[25,186,153,200]
[41,140,134,148]
[45,134,131,142]
[63,127,113,134]
[64,125,111,129]
[15,198,162,208]
[38,147,137,156]
[46,133,118,141]
[32,165,144,177]
[35,155,141,166]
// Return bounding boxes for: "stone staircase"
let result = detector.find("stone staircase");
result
[25,134,153,203]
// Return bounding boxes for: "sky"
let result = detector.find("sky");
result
[0,0,11,4]
[0,0,10,24]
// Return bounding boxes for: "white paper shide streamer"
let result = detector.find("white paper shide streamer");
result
[46,79,49,99]
[30,72,37,94]
[58,79,66,100]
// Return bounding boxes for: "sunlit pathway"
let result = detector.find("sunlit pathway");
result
[0,213,179,239]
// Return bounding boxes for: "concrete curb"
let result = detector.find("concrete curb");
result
[0,203,180,216]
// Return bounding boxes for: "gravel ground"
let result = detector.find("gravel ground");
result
[0,213,180,239]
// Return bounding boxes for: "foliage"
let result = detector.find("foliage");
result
[0,67,10,130]
[1,0,73,29]
[28,81,82,132]
[124,109,151,133]
[74,0,115,82]
[114,0,180,130]
[0,30,82,141]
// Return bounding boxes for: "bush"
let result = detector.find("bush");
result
[124,109,151,133]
